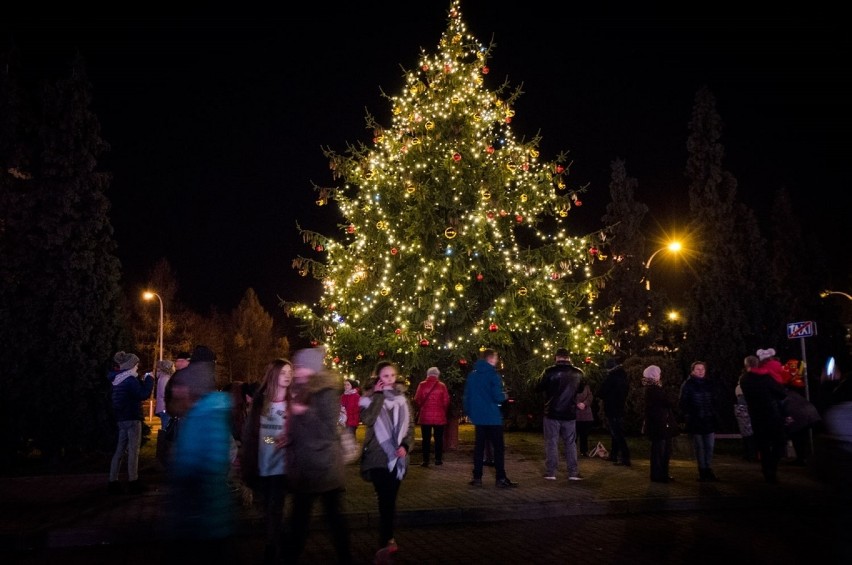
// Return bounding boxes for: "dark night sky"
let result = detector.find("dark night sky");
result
[5,2,850,317]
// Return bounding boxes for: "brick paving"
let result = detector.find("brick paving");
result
[1,424,844,563]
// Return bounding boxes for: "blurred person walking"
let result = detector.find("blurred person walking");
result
[108,351,154,495]
[340,378,361,436]
[164,345,235,562]
[413,366,450,467]
[285,347,352,564]
[360,360,415,561]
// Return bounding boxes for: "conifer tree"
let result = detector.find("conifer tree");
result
[286,1,608,405]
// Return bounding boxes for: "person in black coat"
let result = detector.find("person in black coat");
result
[739,355,788,484]
[643,365,678,483]
[597,358,631,466]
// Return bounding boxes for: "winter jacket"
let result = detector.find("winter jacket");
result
[679,375,719,434]
[645,383,678,440]
[575,383,594,423]
[285,369,345,493]
[341,389,361,428]
[463,359,507,426]
[414,375,450,425]
[536,361,585,421]
[597,365,629,419]
[169,390,234,540]
[739,370,787,438]
[359,382,414,476]
[755,358,790,386]
[109,369,154,422]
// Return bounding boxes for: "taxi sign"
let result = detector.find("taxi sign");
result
[787,321,816,339]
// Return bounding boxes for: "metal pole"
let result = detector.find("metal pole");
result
[799,336,813,456]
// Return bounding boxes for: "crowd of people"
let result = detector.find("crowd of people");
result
[105,342,844,563]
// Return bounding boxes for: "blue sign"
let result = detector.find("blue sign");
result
[787,321,816,339]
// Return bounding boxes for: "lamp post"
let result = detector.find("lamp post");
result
[643,241,682,290]
[143,291,163,421]
[821,289,852,301]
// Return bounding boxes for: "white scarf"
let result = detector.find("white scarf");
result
[373,390,410,480]
[112,369,139,386]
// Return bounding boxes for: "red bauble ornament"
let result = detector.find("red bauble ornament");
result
[459,358,468,366]
[444,64,451,73]
[310,340,319,346]
[589,246,598,255]
[594,328,603,336]
[420,339,430,347]
[453,153,462,162]
[551,272,560,280]
[555,165,564,174]
[505,116,512,123]
[486,146,495,154]
[421,64,429,72]
[315,245,324,252]
[489,323,498,332]
[584,357,592,364]
[481,66,489,74]
[499,209,508,217]
[395,328,401,335]
[574,199,582,207]
[522,162,529,171]
[333,356,340,364]
[347,224,355,234]
[390,247,398,255]
[515,215,523,223]
[487,211,495,219]
[378,351,386,357]
[476,273,484,282]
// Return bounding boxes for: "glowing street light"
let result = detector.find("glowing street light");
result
[142,291,164,362]
[643,241,682,290]
[820,289,852,301]
[142,291,163,421]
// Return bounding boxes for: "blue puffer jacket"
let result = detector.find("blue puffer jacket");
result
[679,375,718,434]
[463,359,506,426]
[109,370,154,422]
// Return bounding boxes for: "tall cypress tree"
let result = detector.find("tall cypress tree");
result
[0,52,126,466]
[285,1,608,412]
[681,86,769,424]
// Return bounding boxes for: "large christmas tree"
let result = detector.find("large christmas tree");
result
[287,1,609,410]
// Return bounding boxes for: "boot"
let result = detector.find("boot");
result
[705,468,718,481]
[698,468,708,482]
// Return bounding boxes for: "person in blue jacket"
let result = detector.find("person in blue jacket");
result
[108,351,154,495]
[463,348,518,488]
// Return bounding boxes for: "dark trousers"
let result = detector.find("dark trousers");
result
[576,420,594,455]
[755,430,786,483]
[608,415,631,464]
[473,424,506,480]
[649,437,671,481]
[368,467,402,548]
[289,488,351,564]
[259,475,287,551]
[420,424,445,463]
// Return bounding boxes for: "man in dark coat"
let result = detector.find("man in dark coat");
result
[597,357,631,466]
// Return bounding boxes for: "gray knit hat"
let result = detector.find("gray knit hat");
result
[292,347,326,374]
[157,359,176,375]
[114,351,140,371]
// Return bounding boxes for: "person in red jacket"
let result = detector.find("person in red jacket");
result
[340,378,361,436]
[413,367,450,467]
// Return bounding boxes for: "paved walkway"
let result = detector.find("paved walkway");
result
[0,425,843,561]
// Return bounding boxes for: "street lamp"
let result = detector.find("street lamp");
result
[643,241,682,290]
[820,289,852,301]
[143,291,163,421]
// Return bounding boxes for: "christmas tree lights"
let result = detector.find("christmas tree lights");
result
[287,1,609,387]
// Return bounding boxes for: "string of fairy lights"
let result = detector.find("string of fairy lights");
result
[288,1,609,376]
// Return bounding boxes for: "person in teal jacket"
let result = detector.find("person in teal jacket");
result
[164,345,235,562]
[463,348,518,488]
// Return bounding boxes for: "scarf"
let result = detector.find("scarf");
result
[112,369,139,386]
[373,390,410,480]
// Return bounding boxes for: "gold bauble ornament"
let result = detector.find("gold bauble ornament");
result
[444,227,457,239]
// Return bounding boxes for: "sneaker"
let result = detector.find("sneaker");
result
[495,478,519,488]
[469,478,483,486]
[543,475,557,480]
[568,475,584,481]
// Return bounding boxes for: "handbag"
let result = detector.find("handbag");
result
[589,441,609,459]
[339,426,361,465]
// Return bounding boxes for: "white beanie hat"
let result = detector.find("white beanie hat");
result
[756,348,776,361]
[643,365,661,381]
